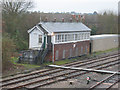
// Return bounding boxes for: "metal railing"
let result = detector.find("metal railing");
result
[34,42,45,64]
[41,48,49,64]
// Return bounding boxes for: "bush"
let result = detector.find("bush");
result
[2,33,16,71]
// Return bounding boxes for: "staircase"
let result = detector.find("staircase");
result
[34,42,50,64]
[18,35,53,64]
[18,42,50,64]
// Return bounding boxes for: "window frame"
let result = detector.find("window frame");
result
[54,32,90,44]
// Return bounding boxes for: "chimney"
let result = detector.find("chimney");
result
[45,17,48,22]
[70,18,72,22]
[78,15,81,19]
[76,18,79,22]
[62,18,64,22]
[54,18,56,22]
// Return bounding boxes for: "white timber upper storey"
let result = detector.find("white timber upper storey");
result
[28,22,91,50]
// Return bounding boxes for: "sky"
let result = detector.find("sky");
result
[31,0,119,14]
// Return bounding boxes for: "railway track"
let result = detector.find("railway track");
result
[1,53,118,83]
[1,53,120,89]
[25,59,120,89]
[89,73,120,89]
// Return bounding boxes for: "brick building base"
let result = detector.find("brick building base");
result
[53,40,90,61]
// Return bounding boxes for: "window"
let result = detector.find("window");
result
[63,50,66,58]
[79,33,81,40]
[81,46,83,54]
[75,48,78,56]
[55,50,59,60]
[70,49,72,57]
[55,35,58,43]
[75,34,77,40]
[58,35,61,42]
[68,34,71,41]
[81,33,83,40]
[65,34,67,42]
[84,33,87,39]
[85,46,88,54]
[39,35,42,43]
[54,32,90,43]
[77,34,80,40]
[62,35,64,42]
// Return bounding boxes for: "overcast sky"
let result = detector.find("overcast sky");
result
[31,0,119,14]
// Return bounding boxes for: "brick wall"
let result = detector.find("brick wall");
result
[54,40,90,61]
[45,51,53,62]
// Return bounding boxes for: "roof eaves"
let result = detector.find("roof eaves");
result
[27,26,36,33]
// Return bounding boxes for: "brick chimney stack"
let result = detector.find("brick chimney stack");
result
[45,17,48,22]
[54,18,56,22]
[76,18,79,22]
[70,18,72,22]
[62,18,64,22]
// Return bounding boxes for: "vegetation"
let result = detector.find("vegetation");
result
[92,47,119,56]
[84,11,118,35]
[2,33,16,71]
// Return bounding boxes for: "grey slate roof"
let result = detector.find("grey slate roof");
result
[39,22,91,33]
[28,22,91,34]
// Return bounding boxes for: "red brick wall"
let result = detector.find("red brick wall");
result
[45,51,52,62]
[54,40,90,61]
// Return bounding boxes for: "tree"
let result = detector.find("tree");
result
[91,25,97,35]
[2,0,33,15]
[2,33,16,71]
[2,0,33,50]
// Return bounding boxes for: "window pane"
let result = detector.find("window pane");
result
[39,35,42,43]
[55,50,59,60]
[58,35,61,42]
[65,34,67,42]
[75,34,77,40]
[62,34,64,42]
[55,35,58,43]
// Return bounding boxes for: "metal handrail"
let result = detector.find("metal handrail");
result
[41,47,49,64]
[34,42,45,64]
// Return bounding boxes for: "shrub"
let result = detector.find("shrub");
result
[2,33,16,71]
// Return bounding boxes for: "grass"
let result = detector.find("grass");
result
[44,47,119,66]
[10,57,41,69]
[92,47,119,56]
[44,56,86,66]
[5,47,118,78]
[11,47,119,68]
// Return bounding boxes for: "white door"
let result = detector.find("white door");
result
[31,33,38,48]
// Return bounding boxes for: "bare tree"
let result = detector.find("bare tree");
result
[2,0,33,15]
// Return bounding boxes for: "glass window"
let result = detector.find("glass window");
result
[71,34,74,41]
[75,34,77,40]
[55,50,59,60]
[39,35,42,43]
[62,34,64,42]
[65,34,67,42]
[70,49,72,57]
[58,35,61,42]
[68,34,71,41]
[55,35,58,43]
[63,50,66,58]
[55,32,90,43]
[81,46,83,54]
[85,45,88,53]
[79,33,81,40]
[84,33,86,39]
